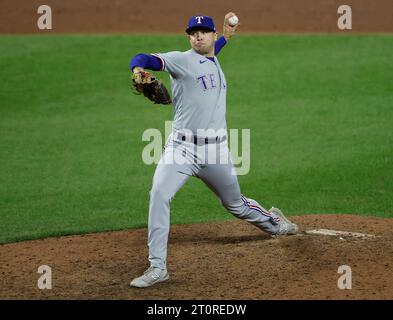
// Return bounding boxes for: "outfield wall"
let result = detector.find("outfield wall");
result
[0,0,392,34]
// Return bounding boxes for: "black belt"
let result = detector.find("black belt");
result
[176,133,227,145]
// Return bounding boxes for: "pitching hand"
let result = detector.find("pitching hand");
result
[223,12,239,41]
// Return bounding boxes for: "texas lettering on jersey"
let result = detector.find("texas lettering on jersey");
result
[197,73,226,91]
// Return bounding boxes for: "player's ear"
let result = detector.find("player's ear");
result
[214,32,218,41]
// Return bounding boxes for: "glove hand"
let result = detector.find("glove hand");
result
[132,70,155,85]
[131,69,172,105]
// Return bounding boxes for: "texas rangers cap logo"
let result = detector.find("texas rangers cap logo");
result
[186,15,216,33]
[195,16,204,24]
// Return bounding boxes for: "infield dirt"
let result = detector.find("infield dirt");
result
[1,0,393,33]
[1,215,393,299]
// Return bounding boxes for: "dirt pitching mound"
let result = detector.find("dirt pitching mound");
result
[1,214,392,300]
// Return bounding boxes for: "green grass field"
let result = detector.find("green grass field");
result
[1,34,392,244]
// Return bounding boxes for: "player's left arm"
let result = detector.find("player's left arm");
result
[215,12,239,56]
[130,54,163,73]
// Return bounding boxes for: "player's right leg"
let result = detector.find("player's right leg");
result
[200,166,298,236]
[131,136,196,288]
[197,142,298,236]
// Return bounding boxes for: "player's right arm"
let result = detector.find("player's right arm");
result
[215,37,227,56]
[215,12,239,56]
[223,12,239,41]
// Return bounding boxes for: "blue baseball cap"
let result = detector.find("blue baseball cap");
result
[186,15,216,34]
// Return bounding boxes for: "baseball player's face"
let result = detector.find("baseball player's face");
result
[188,30,217,56]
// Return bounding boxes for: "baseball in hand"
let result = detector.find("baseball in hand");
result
[228,15,239,27]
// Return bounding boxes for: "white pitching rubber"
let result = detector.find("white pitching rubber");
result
[304,229,377,239]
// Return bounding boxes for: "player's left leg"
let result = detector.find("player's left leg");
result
[130,135,196,288]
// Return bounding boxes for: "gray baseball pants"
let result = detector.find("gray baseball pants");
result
[148,132,281,270]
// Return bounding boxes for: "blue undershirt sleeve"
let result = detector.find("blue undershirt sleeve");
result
[130,53,163,71]
[215,36,227,56]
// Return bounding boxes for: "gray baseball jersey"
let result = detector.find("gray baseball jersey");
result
[152,50,227,134]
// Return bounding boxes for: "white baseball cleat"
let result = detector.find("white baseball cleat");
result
[130,266,170,288]
[270,207,299,236]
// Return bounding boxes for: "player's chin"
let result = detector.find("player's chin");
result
[194,46,210,55]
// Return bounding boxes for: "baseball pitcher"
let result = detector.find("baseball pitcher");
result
[129,13,299,288]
